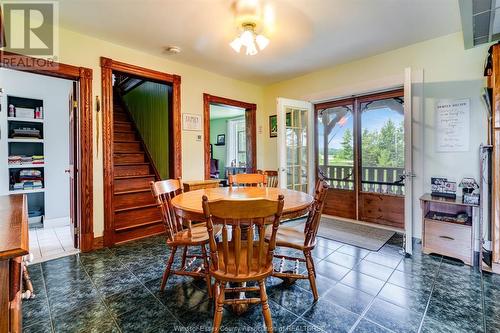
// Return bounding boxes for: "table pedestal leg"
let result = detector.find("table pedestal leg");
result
[227,282,250,315]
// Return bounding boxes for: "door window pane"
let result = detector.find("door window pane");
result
[285,108,309,192]
[316,105,354,190]
[360,97,405,195]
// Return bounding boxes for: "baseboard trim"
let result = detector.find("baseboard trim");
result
[80,232,94,252]
[93,236,104,250]
[44,216,70,228]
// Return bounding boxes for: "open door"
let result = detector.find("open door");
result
[402,67,423,256]
[277,98,314,194]
[68,81,79,249]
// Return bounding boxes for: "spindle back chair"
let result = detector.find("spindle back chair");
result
[150,179,220,297]
[267,180,328,300]
[228,173,267,188]
[202,195,285,333]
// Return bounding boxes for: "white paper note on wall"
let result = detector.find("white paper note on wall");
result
[435,98,470,152]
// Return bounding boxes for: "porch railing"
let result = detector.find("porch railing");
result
[318,165,405,195]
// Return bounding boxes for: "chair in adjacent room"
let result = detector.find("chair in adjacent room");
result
[202,194,285,333]
[150,179,222,297]
[228,173,267,188]
[266,180,328,301]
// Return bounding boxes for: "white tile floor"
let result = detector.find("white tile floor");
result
[28,225,79,264]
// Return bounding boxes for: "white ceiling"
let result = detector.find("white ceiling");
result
[58,0,461,84]
[210,104,245,120]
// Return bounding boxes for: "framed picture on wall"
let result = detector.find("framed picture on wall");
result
[182,113,202,131]
[269,115,277,137]
[216,134,225,145]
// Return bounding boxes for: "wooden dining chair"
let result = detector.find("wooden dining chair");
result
[228,173,267,188]
[263,170,279,188]
[265,181,328,301]
[202,195,285,333]
[150,179,221,297]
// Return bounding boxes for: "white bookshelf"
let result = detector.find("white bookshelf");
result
[8,164,45,169]
[7,117,44,123]
[5,95,45,226]
[7,138,44,143]
[9,188,45,195]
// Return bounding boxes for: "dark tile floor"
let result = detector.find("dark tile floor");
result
[22,234,500,333]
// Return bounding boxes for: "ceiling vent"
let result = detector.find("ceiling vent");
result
[460,0,500,48]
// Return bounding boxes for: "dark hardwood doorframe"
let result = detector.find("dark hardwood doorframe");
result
[203,94,257,180]
[100,57,182,246]
[0,52,94,252]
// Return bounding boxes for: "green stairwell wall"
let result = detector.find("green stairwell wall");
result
[123,82,170,179]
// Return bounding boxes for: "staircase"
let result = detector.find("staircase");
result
[111,91,164,244]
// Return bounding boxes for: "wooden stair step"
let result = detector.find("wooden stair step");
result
[114,162,150,166]
[114,188,151,195]
[114,174,155,180]
[114,174,155,192]
[114,164,151,177]
[114,129,135,134]
[114,219,163,233]
[114,205,162,227]
[114,203,157,213]
[114,188,155,210]
[114,114,130,122]
[114,122,134,132]
[114,132,136,141]
[114,152,145,163]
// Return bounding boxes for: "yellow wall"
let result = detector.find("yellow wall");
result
[54,27,265,237]
[262,32,490,169]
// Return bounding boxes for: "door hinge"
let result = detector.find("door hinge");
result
[74,226,80,235]
[73,100,78,108]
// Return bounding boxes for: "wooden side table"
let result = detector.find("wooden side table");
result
[420,193,479,266]
[183,179,220,192]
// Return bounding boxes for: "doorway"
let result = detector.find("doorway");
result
[315,89,406,229]
[203,94,257,180]
[276,98,315,194]
[0,67,92,260]
[101,57,181,246]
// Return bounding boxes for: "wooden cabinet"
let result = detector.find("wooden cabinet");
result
[420,194,478,266]
[183,179,220,192]
[0,194,29,333]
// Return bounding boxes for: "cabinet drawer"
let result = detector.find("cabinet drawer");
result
[423,219,472,264]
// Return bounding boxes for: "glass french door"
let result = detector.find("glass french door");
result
[277,98,314,194]
[316,89,407,229]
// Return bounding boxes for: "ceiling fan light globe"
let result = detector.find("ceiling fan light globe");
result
[240,29,255,46]
[256,34,269,50]
[246,42,258,55]
[230,38,242,53]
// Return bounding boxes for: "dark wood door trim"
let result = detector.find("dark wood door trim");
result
[0,51,94,252]
[100,57,181,246]
[203,94,257,180]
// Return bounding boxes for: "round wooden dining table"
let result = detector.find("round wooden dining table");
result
[171,187,314,221]
[171,186,314,315]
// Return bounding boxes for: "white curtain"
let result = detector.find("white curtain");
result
[226,117,245,166]
[226,119,236,167]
